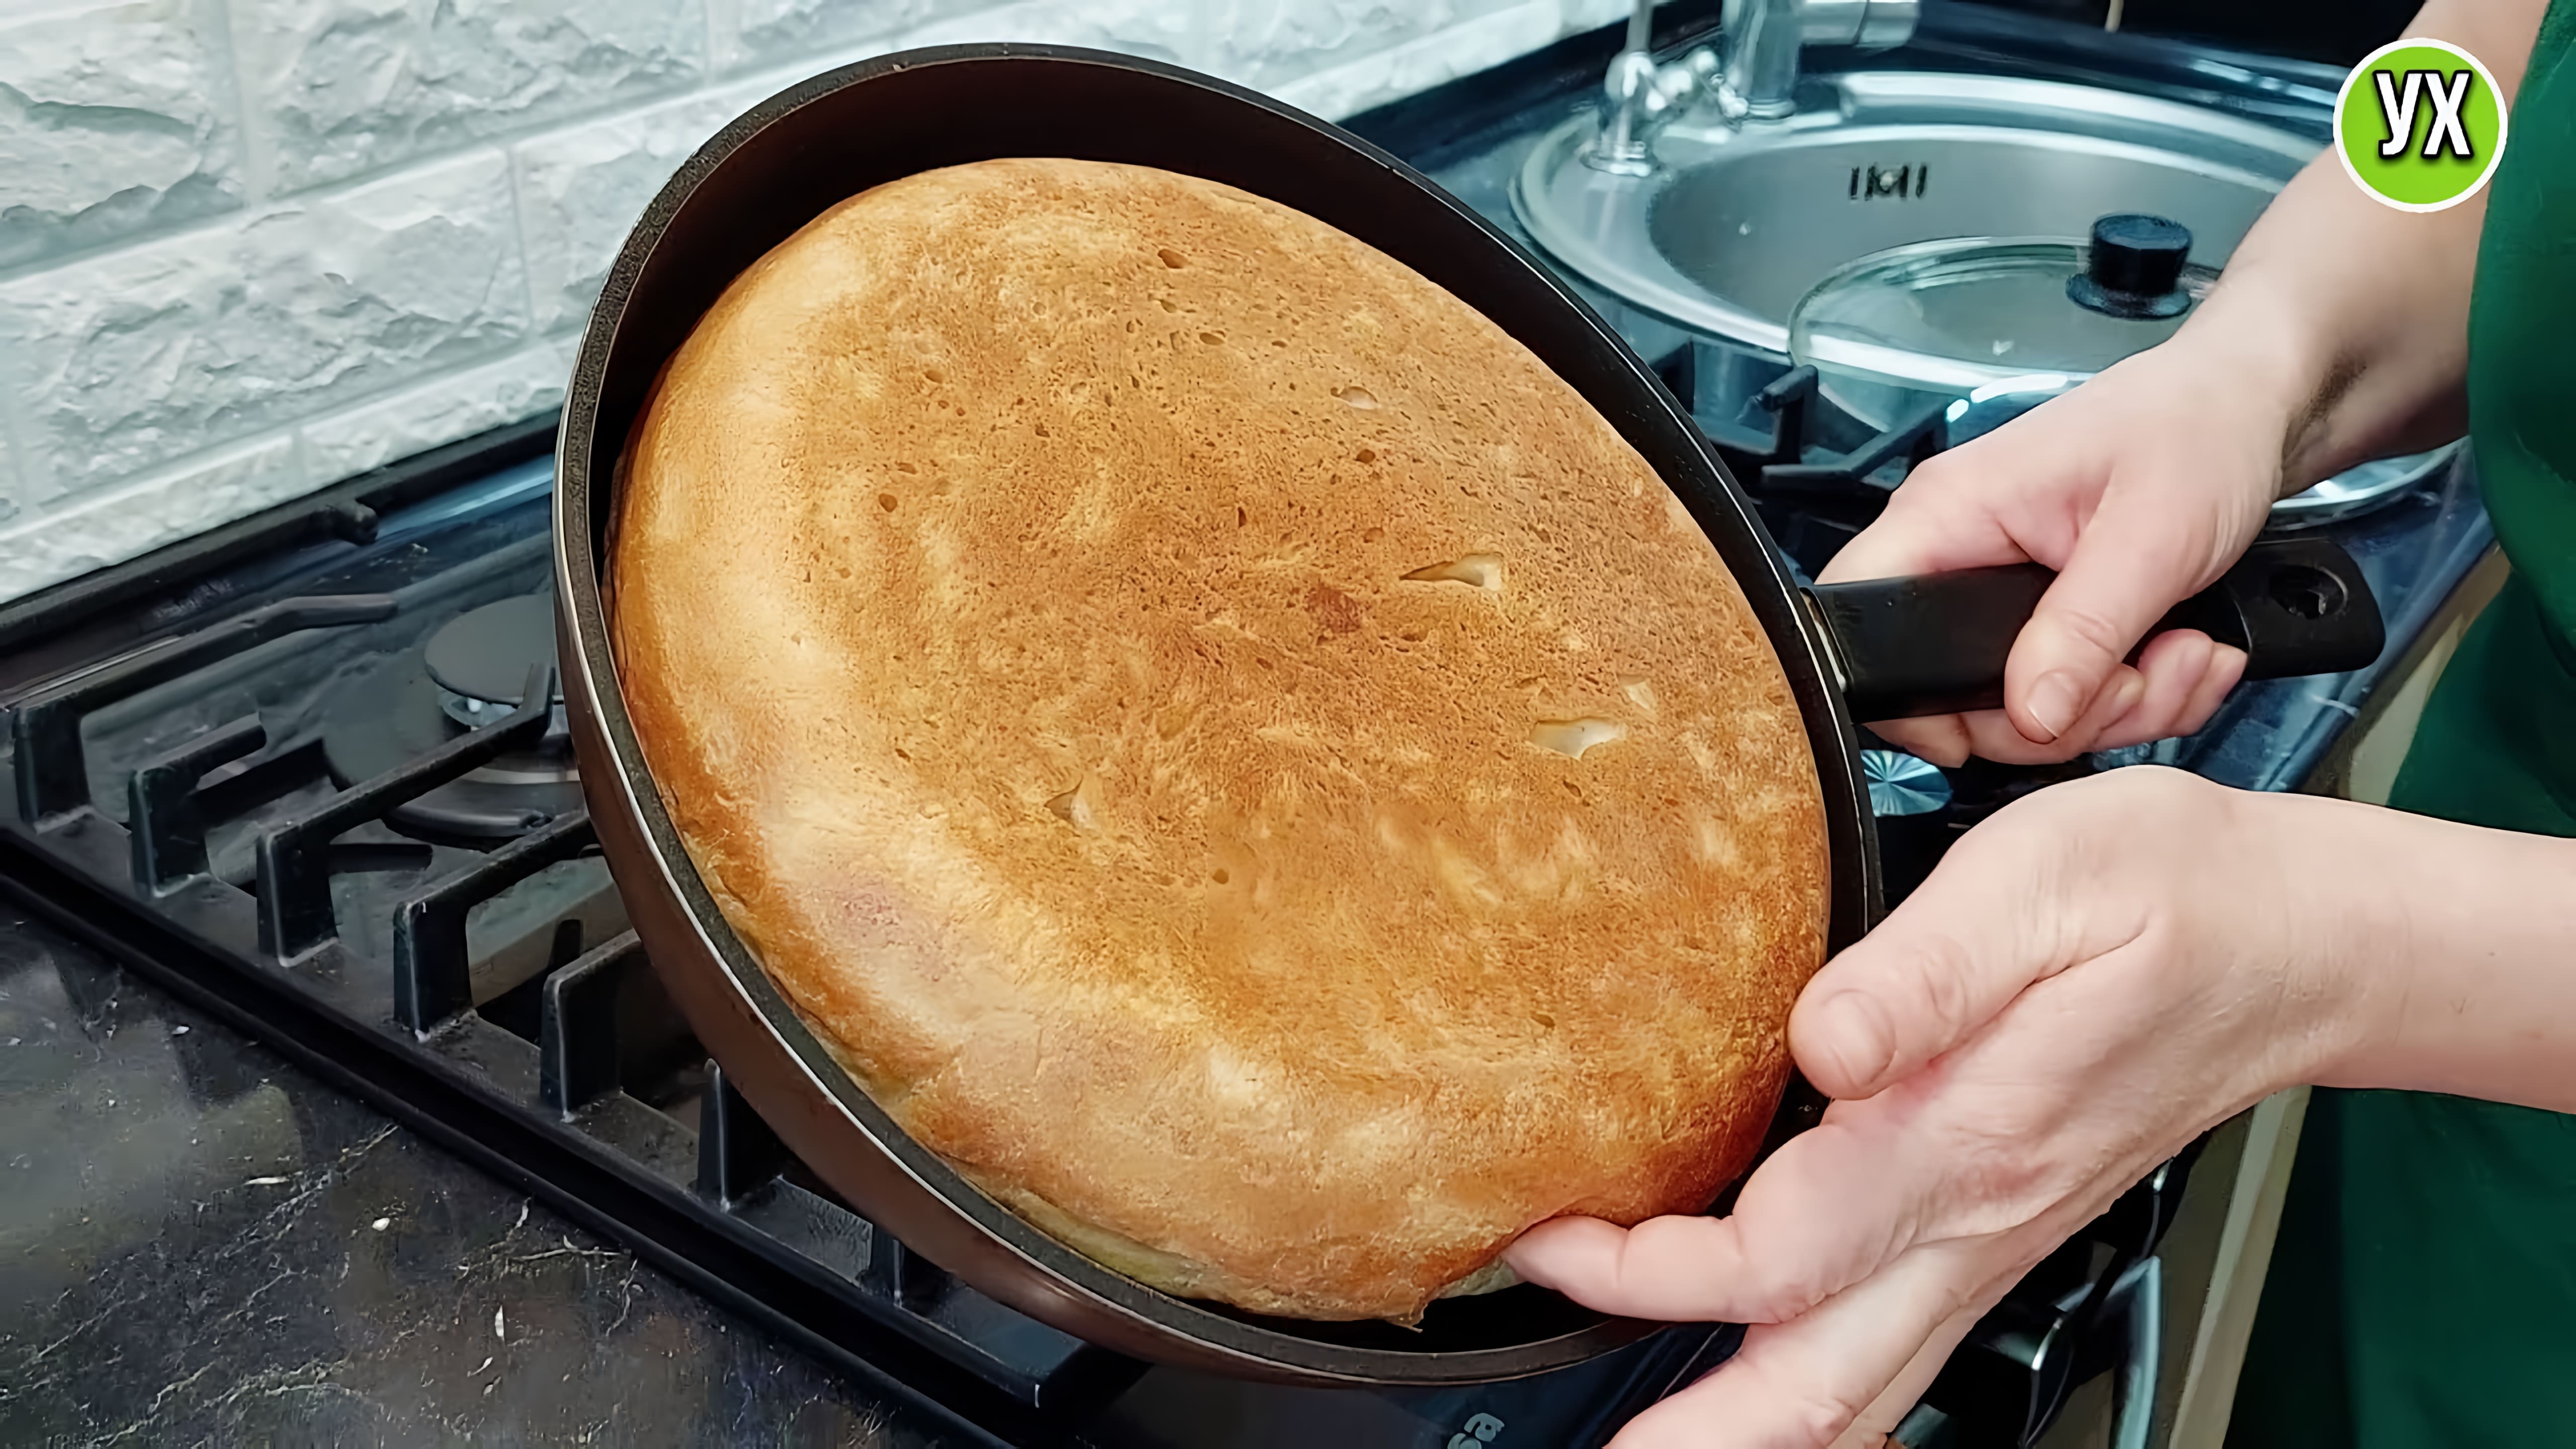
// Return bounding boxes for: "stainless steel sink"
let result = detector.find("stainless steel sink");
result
[1511,70,2319,356]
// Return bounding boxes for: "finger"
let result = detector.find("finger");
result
[2174,641,2248,737]
[1815,447,2033,587]
[1872,708,2075,769]
[1790,809,2106,1099]
[1603,1241,2007,1449]
[1863,716,1974,770]
[1833,1301,1989,1449]
[2092,632,2248,751]
[2001,494,2228,748]
[1864,666,2143,770]
[1821,392,2122,591]
[2089,629,2217,751]
[1507,1118,1927,1324]
[1925,665,2145,767]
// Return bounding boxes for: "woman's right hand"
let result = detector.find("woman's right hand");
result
[1816,332,2303,767]
[1814,0,2531,770]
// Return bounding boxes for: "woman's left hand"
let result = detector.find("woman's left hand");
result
[1504,766,2395,1447]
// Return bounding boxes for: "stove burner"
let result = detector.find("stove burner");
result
[425,595,567,731]
[320,594,582,843]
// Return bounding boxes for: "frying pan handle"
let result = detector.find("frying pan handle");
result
[1804,535,2386,722]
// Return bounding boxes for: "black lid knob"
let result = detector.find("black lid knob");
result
[2067,213,2194,319]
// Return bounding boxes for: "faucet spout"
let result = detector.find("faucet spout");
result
[1584,0,1917,174]
[1729,0,1919,117]
[1719,0,1805,121]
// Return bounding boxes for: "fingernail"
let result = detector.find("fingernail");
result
[1814,991,1894,1091]
[2025,671,2085,741]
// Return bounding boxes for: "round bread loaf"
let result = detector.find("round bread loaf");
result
[608,157,1829,1324]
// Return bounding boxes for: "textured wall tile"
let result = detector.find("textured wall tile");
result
[299,341,568,481]
[710,0,971,73]
[1561,0,1638,32]
[1,0,1636,604]
[0,434,303,600]
[513,87,761,335]
[1205,0,1514,92]
[0,149,529,501]
[232,0,706,193]
[1268,0,1567,119]
[895,0,1203,66]
[0,0,245,269]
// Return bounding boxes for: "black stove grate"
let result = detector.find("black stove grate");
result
[0,426,1152,1446]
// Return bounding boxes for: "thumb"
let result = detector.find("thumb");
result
[2004,492,2232,746]
[1790,838,2070,1099]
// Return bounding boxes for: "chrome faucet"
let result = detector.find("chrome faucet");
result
[1585,0,1918,174]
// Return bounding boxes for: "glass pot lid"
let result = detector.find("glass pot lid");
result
[1788,214,2221,403]
[1790,213,2459,530]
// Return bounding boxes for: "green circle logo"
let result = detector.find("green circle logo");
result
[2334,39,2508,212]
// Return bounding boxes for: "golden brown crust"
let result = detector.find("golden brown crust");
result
[608,158,1828,1323]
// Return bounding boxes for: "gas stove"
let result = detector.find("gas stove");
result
[2,380,2473,1447]
[0,417,1738,1449]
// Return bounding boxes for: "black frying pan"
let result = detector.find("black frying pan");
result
[550,44,2381,1388]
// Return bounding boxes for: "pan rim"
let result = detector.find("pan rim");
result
[553,40,1877,1386]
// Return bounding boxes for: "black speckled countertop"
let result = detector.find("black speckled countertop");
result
[0,905,955,1446]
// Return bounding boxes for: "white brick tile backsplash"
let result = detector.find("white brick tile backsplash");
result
[0,0,1635,605]
[0,147,530,502]
[299,341,571,480]
[1206,0,1504,92]
[1271,0,1591,120]
[0,0,246,269]
[230,0,708,194]
[0,433,305,600]
[513,86,763,335]
[891,0,1205,65]
[517,0,1215,341]
[710,0,967,74]
[0,426,19,528]
[1562,0,1643,32]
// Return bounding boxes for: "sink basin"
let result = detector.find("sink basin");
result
[1511,70,2319,356]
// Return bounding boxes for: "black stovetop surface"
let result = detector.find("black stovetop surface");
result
[0,895,1719,1449]
[0,897,953,1447]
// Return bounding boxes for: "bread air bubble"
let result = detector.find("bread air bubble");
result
[1530,718,1626,759]
[1402,554,1501,590]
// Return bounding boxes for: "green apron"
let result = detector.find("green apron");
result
[2229,4,2576,1442]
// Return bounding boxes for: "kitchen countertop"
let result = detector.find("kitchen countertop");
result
[0,904,957,1446]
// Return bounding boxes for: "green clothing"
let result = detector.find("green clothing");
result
[2228,4,2576,1443]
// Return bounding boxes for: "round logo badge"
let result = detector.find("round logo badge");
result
[2334,39,2508,212]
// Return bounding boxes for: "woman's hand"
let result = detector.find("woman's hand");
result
[1816,337,2302,769]
[1812,0,2543,772]
[1503,767,2391,1447]
[1813,0,2543,771]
